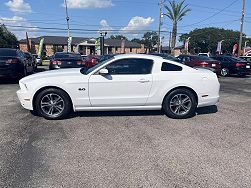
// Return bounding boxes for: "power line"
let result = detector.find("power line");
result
[178,0,240,28]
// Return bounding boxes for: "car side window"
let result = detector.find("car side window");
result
[106,58,153,75]
[161,63,182,71]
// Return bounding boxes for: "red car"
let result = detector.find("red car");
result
[177,55,221,74]
[83,55,101,68]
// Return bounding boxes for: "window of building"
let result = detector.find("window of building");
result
[161,63,182,71]
[130,48,133,52]
[106,58,154,75]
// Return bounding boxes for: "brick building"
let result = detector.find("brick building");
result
[19,36,146,56]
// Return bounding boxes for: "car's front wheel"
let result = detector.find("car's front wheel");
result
[163,89,197,119]
[34,88,72,120]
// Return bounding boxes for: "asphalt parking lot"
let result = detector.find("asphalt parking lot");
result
[0,71,251,187]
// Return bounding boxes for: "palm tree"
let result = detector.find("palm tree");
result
[164,0,191,49]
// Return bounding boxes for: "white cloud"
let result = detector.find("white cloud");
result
[99,19,113,33]
[121,16,154,34]
[0,16,37,39]
[5,0,32,13]
[64,0,114,9]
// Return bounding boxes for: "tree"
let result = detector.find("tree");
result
[0,25,18,48]
[109,35,128,40]
[179,27,250,54]
[142,31,158,52]
[131,38,142,44]
[164,0,191,49]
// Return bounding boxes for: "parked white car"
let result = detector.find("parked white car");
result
[17,54,220,120]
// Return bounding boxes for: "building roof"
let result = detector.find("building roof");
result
[19,36,142,48]
[104,39,141,48]
[19,36,88,45]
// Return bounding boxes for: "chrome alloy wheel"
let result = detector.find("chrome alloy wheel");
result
[220,68,228,77]
[40,93,65,117]
[169,94,192,115]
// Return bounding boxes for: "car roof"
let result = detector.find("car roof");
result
[113,54,164,60]
[0,48,17,51]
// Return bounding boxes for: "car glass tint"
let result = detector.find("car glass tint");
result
[55,53,82,59]
[106,58,153,75]
[161,63,182,71]
[84,58,114,75]
[0,49,17,56]
[196,56,212,61]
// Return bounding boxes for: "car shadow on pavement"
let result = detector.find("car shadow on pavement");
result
[73,110,165,118]
[196,105,218,116]
[70,105,218,118]
[0,77,19,84]
[0,67,47,85]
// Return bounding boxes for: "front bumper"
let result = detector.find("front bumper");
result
[17,89,33,110]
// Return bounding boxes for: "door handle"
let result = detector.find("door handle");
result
[138,79,150,83]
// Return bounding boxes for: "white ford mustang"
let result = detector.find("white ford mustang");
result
[17,54,220,120]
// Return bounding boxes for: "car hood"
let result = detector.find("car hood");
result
[20,68,84,83]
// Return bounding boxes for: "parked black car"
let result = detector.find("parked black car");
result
[239,56,251,62]
[211,56,251,77]
[150,53,181,63]
[49,52,85,70]
[0,48,34,79]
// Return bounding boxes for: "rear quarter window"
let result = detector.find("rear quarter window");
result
[161,63,182,71]
[0,49,17,56]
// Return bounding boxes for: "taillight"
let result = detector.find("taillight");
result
[91,58,96,64]
[6,59,18,64]
[200,61,209,67]
[52,60,62,65]
[236,63,245,68]
[77,61,83,65]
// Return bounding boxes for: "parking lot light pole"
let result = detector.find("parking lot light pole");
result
[64,0,71,53]
[100,31,107,56]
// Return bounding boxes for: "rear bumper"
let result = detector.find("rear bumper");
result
[198,96,220,108]
[16,89,33,110]
[0,66,21,78]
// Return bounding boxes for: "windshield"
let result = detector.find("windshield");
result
[82,57,114,75]
[0,49,17,56]
[196,56,213,61]
[55,53,82,59]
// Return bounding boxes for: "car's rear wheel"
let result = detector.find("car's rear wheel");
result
[163,89,197,119]
[220,68,229,77]
[34,88,72,120]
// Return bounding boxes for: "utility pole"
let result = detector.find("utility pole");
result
[64,0,71,53]
[157,0,163,53]
[100,31,107,55]
[238,0,245,56]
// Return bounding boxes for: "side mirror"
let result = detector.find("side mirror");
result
[99,68,109,75]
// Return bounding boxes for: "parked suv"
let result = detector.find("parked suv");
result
[0,48,34,79]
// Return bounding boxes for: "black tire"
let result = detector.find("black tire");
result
[220,68,229,77]
[34,88,72,120]
[162,89,197,119]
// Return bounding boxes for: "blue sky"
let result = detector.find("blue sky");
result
[0,0,250,46]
